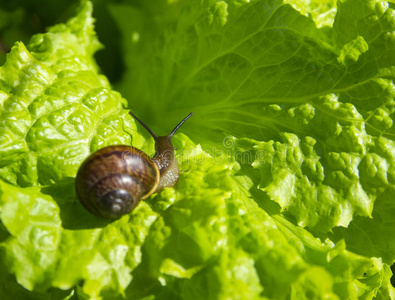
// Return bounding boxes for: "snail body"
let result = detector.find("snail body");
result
[75,111,193,219]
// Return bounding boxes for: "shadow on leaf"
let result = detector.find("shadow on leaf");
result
[41,178,113,230]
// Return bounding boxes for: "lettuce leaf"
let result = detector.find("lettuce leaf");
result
[0,0,394,299]
[114,0,395,233]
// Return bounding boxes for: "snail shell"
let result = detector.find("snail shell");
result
[75,146,159,219]
[75,112,193,219]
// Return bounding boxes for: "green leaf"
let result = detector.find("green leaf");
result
[0,1,144,297]
[112,0,395,297]
[0,177,157,297]
[0,0,394,299]
[0,2,135,187]
[114,0,395,232]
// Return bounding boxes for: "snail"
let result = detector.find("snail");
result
[75,111,193,219]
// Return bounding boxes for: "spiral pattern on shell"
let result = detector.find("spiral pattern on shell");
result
[75,145,159,219]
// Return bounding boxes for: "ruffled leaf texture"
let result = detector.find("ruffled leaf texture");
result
[0,0,394,299]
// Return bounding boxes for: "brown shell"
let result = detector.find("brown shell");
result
[75,145,159,219]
